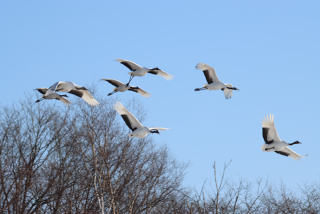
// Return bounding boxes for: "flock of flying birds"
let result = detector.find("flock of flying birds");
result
[35,59,306,160]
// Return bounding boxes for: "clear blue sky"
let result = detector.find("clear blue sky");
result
[1,0,320,191]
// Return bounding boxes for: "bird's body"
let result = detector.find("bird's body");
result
[50,81,99,106]
[261,114,305,160]
[130,127,151,138]
[35,88,70,105]
[194,63,239,99]
[114,101,168,138]
[102,79,150,97]
[116,59,173,84]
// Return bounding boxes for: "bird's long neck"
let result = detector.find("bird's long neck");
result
[226,86,239,90]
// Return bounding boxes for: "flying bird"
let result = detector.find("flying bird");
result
[114,101,168,138]
[49,81,99,106]
[261,114,305,160]
[35,88,70,105]
[101,78,150,97]
[116,59,173,84]
[194,63,239,99]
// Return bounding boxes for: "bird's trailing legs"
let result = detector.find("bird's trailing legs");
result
[108,91,116,96]
[35,98,44,103]
[194,87,206,91]
[127,75,134,85]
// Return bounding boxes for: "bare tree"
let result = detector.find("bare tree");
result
[0,97,185,214]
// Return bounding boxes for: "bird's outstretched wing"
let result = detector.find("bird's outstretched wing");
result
[35,88,48,95]
[196,63,219,84]
[222,85,233,99]
[102,79,124,87]
[262,114,281,144]
[148,127,169,131]
[114,102,143,131]
[48,82,61,91]
[116,59,142,71]
[128,87,151,98]
[276,147,304,160]
[147,69,173,80]
[57,96,71,105]
[68,89,99,106]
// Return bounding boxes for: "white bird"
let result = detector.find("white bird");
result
[261,114,305,160]
[116,59,173,84]
[101,79,150,98]
[114,101,168,138]
[194,63,239,99]
[35,88,71,105]
[49,81,99,106]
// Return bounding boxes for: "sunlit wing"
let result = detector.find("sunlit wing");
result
[148,69,173,80]
[277,146,304,160]
[102,79,124,87]
[68,89,99,106]
[223,87,233,99]
[114,101,143,130]
[149,127,169,131]
[196,63,219,83]
[116,59,142,71]
[262,114,281,144]
[128,87,151,98]
[35,88,48,95]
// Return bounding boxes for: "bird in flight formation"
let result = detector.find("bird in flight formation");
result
[101,59,173,98]
[114,101,168,138]
[34,59,306,159]
[101,79,150,97]
[50,81,99,106]
[261,114,305,160]
[35,88,70,105]
[35,81,99,106]
[194,63,239,99]
[116,59,173,84]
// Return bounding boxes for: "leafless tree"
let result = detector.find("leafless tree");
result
[0,97,185,213]
[1,96,320,214]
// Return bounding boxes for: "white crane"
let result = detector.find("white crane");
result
[35,88,70,105]
[194,63,239,99]
[261,114,305,160]
[101,79,150,97]
[116,59,173,84]
[114,101,168,138]
[49,81,99,106]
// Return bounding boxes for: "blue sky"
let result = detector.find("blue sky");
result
[1,0,320,191]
